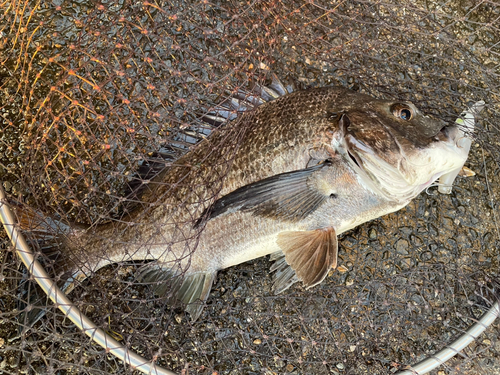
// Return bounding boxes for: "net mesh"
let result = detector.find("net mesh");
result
[1,0,500,374]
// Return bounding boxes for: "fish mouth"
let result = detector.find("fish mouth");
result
[436,123,472,156]
[436,121,475,194]
[437,124,460,143]
[436,121,473,148]
[439,124,453,139]
[437,100,483,194]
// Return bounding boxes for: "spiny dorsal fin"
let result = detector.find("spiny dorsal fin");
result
[276,228,338,288]
[138,265,216,321]
[198,162,335,225]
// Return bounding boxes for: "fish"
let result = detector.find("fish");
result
[17,82,473,322]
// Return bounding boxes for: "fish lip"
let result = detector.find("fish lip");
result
[440,124,454,137]
[438,124,457,141]
[436,123,471,151]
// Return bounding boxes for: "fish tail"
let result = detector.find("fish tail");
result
[14,204,84,275]
[14,204,72,240]
[12,205,86,332]
[138,264,216,321]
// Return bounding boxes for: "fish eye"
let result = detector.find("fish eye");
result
[391,104,413,121]
[400,109,412,120]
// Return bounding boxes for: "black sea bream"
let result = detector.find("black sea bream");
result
[20,85,473,320]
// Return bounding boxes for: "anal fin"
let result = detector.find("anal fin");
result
[138,265,216,321]
[269,251,299,294]
[276,228,338,289]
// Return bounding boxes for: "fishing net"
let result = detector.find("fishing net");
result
[1,0,499,374]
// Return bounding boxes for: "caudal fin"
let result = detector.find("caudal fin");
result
[12,205,84,332]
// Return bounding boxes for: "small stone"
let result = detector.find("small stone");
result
[286,364,294,372]
[337,265,348,273]
[336,363,345,370]
[275,358,285,368]
[483,339,492,345]
[349,345,356,352]
[395,239,409,255]
[259,62,270,70]
[459,166,475,177]
[401,258,412,268]
[253,339,262,345]
[369,228,377,239]
[477,253,487,262]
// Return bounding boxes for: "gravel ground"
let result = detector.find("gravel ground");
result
[1,1,499,374]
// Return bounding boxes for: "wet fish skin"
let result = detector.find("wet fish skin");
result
[20,86,470,321]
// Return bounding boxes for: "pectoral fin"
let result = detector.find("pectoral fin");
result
[198,162,334,225]
[276,228,338,288]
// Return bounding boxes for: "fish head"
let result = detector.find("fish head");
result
[334,96,471,202]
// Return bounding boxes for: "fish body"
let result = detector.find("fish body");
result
[22,86,471,320]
